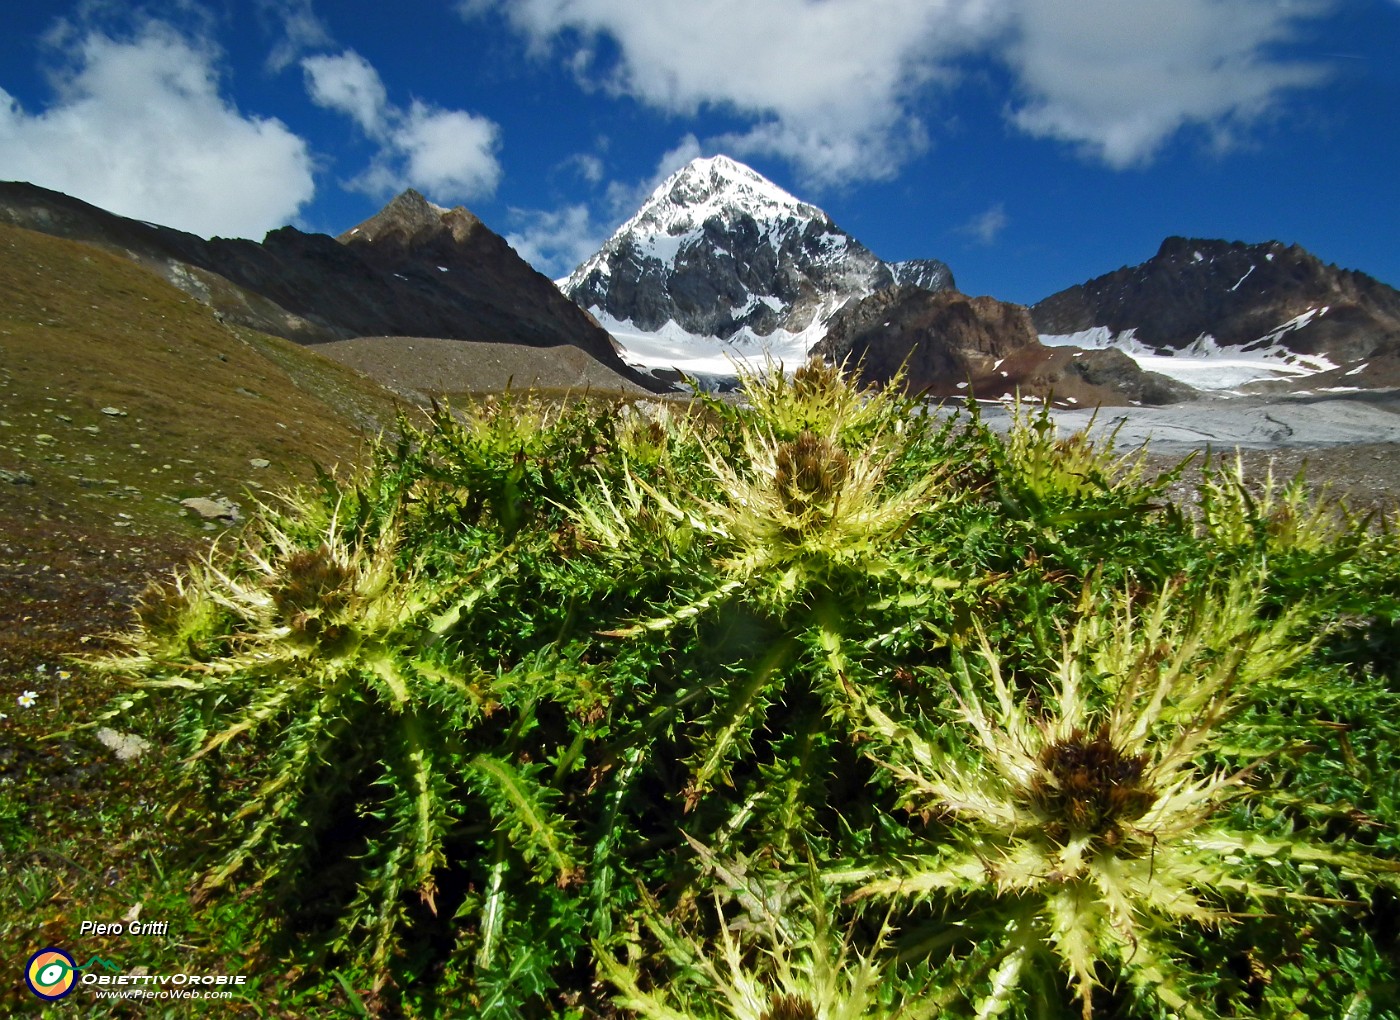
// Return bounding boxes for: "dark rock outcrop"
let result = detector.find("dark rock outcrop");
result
[815,286,1036,391]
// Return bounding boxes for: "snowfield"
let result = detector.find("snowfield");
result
[1039,320,1339,394]
[596,309,832,384]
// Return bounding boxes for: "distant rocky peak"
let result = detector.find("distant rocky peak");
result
[1032,235,1400,371]
[891,259,955,292]
[338,189,481,246]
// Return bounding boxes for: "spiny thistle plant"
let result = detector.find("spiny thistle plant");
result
[567,364,965,829]
[995,397,1159,507]
[600,840,945,1020]
[695,421,948,608]
[734,356,901,443]
[124,564,227,665]
[94,484,514,989]
[410,390,589,541]
[841,578,1400,1019]
[1199,453,1365,554]
[80,363,1400,1017]
[581,360,959,622]
[1071,570,1319,723]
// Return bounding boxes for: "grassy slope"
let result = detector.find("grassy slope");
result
[1,216,411,700]
[0,221,405,535]
[0,223,409,1016]
[315,334,656,404]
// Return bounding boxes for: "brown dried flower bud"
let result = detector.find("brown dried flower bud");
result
[775,431,850,515]
[791,357,843,401]
[274,545,354,621]
[1029,725,1155,843]
[760,993,819,1020]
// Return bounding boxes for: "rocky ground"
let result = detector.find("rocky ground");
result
[1145,442,1400,521]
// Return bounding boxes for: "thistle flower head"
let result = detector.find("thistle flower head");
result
[774,430,852,519]
[1028,724,1156,847]
[735,356,906,444]
[211,507,404,660]
[117,566,225,666]
[129,487,463,699]
[616,400,690,470]
[270,543,357,644]
[760,993,819,1020]
[700,422,942,608]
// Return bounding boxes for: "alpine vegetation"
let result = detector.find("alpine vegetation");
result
[92,361,1400,1018]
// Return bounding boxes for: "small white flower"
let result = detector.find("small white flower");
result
[58,670,72,680]
[18,690,37,708]
[0,712,7,721]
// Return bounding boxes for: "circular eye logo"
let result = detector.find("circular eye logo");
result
[26,947,77,1000]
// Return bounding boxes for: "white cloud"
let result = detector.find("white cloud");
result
[463,0,1004,188]
[394,101,501,196]
[566,152,605,184]
[958,202,1008,245]
[302,50,389,136]
[507,204,607,279]
[301,50,501,202]
[463,0,1337,180]
[259,0,334,73]
[0,20,314,239]
[1004,0,1332,167]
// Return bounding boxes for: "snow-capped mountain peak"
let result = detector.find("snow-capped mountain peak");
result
[558,154,953,381]
[624,154,823,239]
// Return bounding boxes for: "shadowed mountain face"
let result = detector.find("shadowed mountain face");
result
[0,181,669,393]
[1032,237,1400,364]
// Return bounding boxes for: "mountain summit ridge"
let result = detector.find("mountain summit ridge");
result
[0,179,668,392]
[602,154,824,243]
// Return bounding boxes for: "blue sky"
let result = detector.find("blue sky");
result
[2,1,1397,305]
